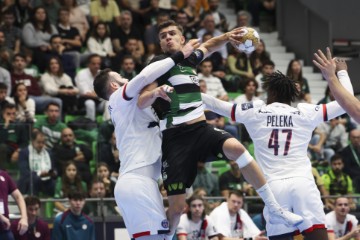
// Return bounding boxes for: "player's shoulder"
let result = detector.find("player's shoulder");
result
[239,100,264,111]
[149,54,169,64]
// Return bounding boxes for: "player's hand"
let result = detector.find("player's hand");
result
[182,39,200,58]
[18,217,28,235]
[154,85,174,102]
[227,27,246,45]
[255,230,267,240]
[335,57,347,72]
[313,47,337,81]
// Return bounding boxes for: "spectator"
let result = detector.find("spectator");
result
[175,10,197,40]
[11,82,35,123]
[95,162,116,197]
[201,32,225,77]
[98,128,119,176]
[322,154,356,210]
[175,0,209,16]
[11,196,51,240]
[90,0,121,27]
[192,161,220,197]
[340,129,360,194]
[182,0,200,29]
[118,55,138,80]
[286,59,311,103]
[52,191,95,240]
[176,194,219,240]
[0,169,28,239]
[9,0,31,28]
[32,0,61,25]
[0,66,11,96]
[312,167,332,210]
[141,0,165,29]
[53,161,87,213]
[18,131,56,196]
[22,7,58,68]
[117,37,144,72]
[40,56,78,114]
[0,82,10,112]
[255,59,275,97]
[200,0,228,32]
[86,22,116,68]
[219,160,254,198]
[0,10,22,55]
[209,190,266,240]
[234,78,259,105]
[249,39,271,76]
[59,0,89,41]
[33,102,67,149]
[0,30,13,70]
[52,128,93,185]
[233,10,252,29]
[325,197,360,240]
[10,53,63,114]
[75,54,104,121]
[0,103,28,167]
[198,58,228,101]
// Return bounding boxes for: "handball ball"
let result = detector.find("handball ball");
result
[234,27,260,54]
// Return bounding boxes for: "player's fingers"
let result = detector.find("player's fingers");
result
[162,85,173,93]
[312,60,324,70]
[317,49,327,62]
[326,47,332,60]
[313,53,325,65]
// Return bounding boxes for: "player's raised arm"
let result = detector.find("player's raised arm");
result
[313,48,354,120]
[126,39,200,99]
[201,93,233,118]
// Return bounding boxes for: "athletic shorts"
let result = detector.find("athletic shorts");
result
[114,173,169,239]
[263,177,326,237]
[161,120,233,195]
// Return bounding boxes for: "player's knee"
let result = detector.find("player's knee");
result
[223,138,247,160]
[235,150,254,168]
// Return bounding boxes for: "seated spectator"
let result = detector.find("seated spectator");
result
[9,0,31,28]
[286,59,311,103]
[60,0,89,41]
[340,129,360,194]
[175,10,197,40]
[312,167,332,210]
[176,194,219,240]
[96,162,116,197]
[117,37,145,72]
[255,59,275,98]
[322,154,356,210]
[0,10,22,55]
[22,7,58,69]
[83,179,117,217]
[0,30,13,70]
[219,160,254,198]
[198,58,228,101]
[33,102,67,149]
[0,82,11,112]
[11,53,62,113]
[32,0,61,25]
[52,191,95,240]
[233,10,252,29]
[90,0,121,27]
[41,56,79,114]
[52,127,93,185]
[86,22,117,68]
[201,32,226,78]
[75,54,104,121]
[54,161,87,213]
[325,197,360,240]
[11,196,51,240]
[182,0,201,29]
[0,66,11,96]
[0,103,28,167]
[209,190,266,239]
[249,39,271,76]
[200,0,228,32]
[192,161,219,197]
[18,131,56,196]
[234,78,259,104]
[98,131,119,177]
[11,82,35,123]
[118,55,138,80]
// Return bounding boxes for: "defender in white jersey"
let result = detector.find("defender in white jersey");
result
[93,40,199,240]
[202,49,354,240]
[325,197,360,240]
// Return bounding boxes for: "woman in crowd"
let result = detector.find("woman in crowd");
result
[286,59,312,103]
[12,82,35,123]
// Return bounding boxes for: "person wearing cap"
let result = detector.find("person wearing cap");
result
[51,191,95,240]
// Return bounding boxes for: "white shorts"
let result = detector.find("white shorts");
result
[263,177,326,237]
[114,173,169,239]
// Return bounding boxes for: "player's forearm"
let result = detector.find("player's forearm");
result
[202,93,232,118]
[201,33,229,58]
[137,83,159,109]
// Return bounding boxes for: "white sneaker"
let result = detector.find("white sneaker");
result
[269,207,303,227]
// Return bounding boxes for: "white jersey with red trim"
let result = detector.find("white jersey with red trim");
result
[177,214,218,240]
[325,211,358,238]
[109,85,162,175]
[233,101,335,182]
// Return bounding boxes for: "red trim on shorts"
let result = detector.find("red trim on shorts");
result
[322,104,328,121]
[303,224,326,234]
[231,104,237,121]
[122,83,132,101]
[132,231,151,238]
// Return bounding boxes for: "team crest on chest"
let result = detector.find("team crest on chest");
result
[189,75,199,85]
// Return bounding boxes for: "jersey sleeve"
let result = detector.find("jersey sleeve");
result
[176,214,188,237]
[205,216,219,238]
[233,100,265,124]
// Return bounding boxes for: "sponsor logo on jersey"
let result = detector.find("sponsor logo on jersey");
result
[167,182,184,192]
[161,219,169,229]
[241,102,253,110]
[189,75,199,85]
[315,105,320,111]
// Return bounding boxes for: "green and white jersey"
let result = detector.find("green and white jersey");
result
[151,51,204,128]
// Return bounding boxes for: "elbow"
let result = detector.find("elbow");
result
[137,99,147,109]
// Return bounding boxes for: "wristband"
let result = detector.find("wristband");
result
[170,51,185,64]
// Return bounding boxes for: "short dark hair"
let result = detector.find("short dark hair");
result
[12,53,26,62]
[330,154,343,163]
[200,58,212,66]
[229,190,244,199]
[121,55,135,65]
[262,60,275,68]
[158,20,183,35]
[87,54,101,65]
[93,68,112,100]
[242,78,258,92]
[45,102,60,111]
[25,196,41,207]
[50,34,61,44]
[31,130,45,141]
[68,191,86,200]
[263,71,300,104]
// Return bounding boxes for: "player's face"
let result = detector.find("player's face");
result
[335,198,350,217]
[227,194,243,215]
[190,199,204,219]
[159,26,185,54]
